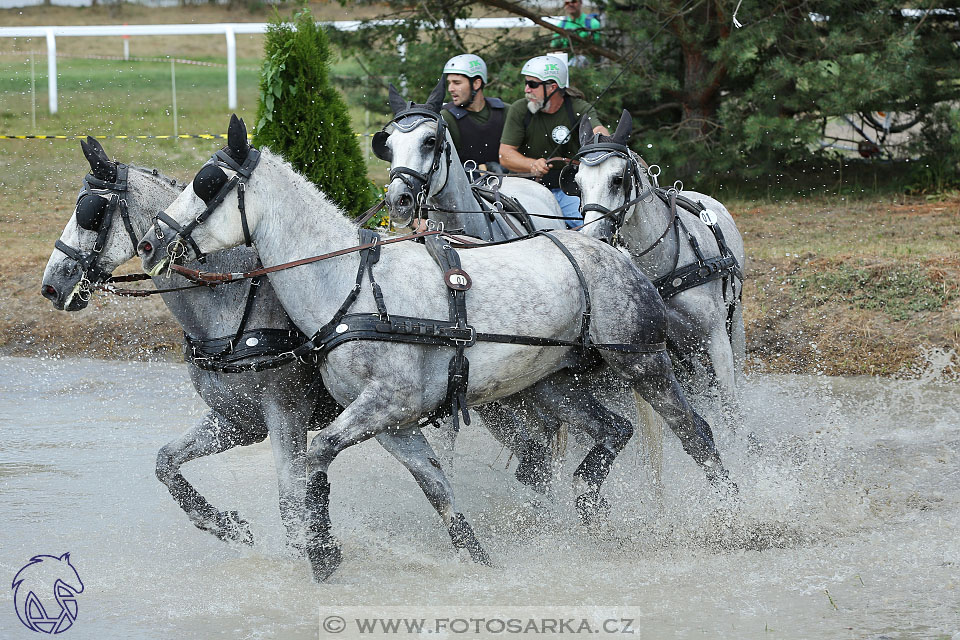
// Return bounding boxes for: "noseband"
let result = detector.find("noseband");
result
[54,164,143,298]
[153,146,261,264]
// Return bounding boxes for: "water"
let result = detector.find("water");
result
[1,356,958,639]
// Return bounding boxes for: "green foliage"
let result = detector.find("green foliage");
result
[252,8,375,217]
[330,0,960,192]
[907,104,960,194]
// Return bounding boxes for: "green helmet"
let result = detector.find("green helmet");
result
[521,55,568,89]
[443,54,488,84]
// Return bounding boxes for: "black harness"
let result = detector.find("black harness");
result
[573,142,743,308]
[54,165,140,290]
[153,147,261,264]
[163,144,666,425]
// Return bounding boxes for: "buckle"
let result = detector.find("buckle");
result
[450,326,476,346]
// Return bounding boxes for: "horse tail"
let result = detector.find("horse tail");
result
[551,421,569,461]
[634,391,664,510]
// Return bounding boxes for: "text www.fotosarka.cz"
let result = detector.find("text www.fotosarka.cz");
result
[319,607,643,638]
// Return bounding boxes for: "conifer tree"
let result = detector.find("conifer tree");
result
[253,8,375,217]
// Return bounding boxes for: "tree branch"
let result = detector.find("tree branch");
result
[474,0,628,63]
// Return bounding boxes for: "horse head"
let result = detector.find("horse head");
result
[377,79,451,227]
[139,114,267,275]
[574,110,645,243]
[41,137,183,310]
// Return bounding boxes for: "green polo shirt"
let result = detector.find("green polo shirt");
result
[500,96,599,161]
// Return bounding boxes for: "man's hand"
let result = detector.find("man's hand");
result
[529,157,550,177]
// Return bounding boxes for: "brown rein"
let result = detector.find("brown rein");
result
[169,228,447,285]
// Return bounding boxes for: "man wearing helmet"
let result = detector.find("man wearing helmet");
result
[499,55,608,227]
[440,54,508,173]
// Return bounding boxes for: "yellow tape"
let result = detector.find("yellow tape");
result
[0,132,376,140]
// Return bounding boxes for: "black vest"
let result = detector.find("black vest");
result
[443,98,506,165]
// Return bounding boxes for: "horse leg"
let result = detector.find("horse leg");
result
[376,427,491,566]
[703,323,744,434]
[262,402,309,554]
[303,384,488,582]
[523,374,633,525]
[155,409,264,545]
[607,350,737,495]
[476,400,556,493]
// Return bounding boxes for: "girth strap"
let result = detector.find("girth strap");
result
[425,235,471,430]
[537,231,592,350]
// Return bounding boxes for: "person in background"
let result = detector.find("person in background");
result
[440,54,508,173]
[550,0,601,67]
[498,55,608,228]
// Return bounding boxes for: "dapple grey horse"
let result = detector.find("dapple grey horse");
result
[574,112,746,446]
[40,138,485,554]
[379,81,566,239]
[378,84,666,496]
[138,115,734,581]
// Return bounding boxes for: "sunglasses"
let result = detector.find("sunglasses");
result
[525,80,547,89]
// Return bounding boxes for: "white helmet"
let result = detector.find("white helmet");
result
[443,54,488,84]
[521,55,568,89]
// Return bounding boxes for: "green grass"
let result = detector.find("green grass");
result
[789,263,955,321]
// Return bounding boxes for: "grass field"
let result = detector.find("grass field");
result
[1,2,958,378]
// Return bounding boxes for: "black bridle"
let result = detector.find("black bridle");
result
[54,164,147,298]
[570,141,652,240]
[373,109,449,218]
[153,146,261,264]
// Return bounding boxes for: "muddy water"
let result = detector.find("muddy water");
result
[0,356,957,639]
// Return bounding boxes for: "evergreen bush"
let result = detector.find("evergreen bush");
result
[253,8,376,217]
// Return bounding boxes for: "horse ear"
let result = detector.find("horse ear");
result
[85,135,107,158]
[579,115,594,147]
[388,84,407,115]
[425,78,445,113]
[227,114,248,159]
[81,136,116,181]
[612,109,633,144]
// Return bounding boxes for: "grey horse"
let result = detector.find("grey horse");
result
[137,115,734,581]
[574,112,746,445]
[377,84,662,496]
[379,81,566,239]
[39,138,484,554]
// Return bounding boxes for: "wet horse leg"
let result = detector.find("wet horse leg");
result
[376,427,491,566]
[521,374,634,525]
[155,409,264,544]
[607,350,737,494]
[304,384,489,582]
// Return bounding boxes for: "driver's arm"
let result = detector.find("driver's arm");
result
[499,143,549,176]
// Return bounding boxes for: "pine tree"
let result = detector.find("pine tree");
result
[253,8,375,217]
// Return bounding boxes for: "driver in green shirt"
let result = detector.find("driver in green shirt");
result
[498,55,608,228]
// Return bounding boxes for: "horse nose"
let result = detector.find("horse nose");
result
[41,283,58,301]
[138,239,154,256]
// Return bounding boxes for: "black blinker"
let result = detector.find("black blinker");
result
[372,131,391,162]
[76,193,109,231]
[193,164,228,204]
[559,164,580,197]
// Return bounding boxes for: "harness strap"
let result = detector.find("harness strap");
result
[538,231,592,350]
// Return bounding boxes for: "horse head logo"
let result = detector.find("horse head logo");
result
[12,553,84,634]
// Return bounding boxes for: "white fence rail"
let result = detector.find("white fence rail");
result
[0,18,560,114]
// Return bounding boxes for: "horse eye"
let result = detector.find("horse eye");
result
[612,176,623,186]
[424,136,436,147]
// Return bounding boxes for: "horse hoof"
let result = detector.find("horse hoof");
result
[215,510,254,545]
[307,536,342,582]
[575,490,610,528]
[449,513,492,566]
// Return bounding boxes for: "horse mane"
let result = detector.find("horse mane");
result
[256,148,361,230]
[127,164,187,191]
